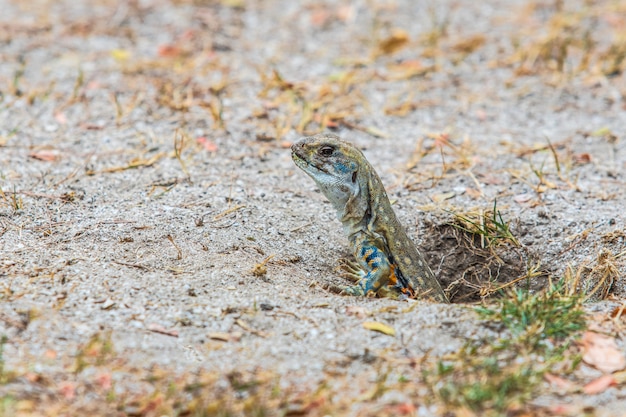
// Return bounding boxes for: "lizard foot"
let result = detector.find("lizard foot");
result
[342,282,378,297]
[337,258,365,282]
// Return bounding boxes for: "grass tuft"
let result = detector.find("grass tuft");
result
[429,280,585,414]
[450,200,519,249]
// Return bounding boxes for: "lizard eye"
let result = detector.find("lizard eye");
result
[318,146,334,157]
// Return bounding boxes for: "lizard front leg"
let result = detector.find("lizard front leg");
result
[342,234,392,296]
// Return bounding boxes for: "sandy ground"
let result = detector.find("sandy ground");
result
[1,0,625,415]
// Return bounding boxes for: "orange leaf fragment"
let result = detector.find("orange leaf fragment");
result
[580,331,626,373]
[544,373,575,391]
[310,9,331,26]
[197,137,218,152]
[59,381,76,400]
[583,374,616,395]
[54,112,67,124]
[96,372,112,390]
[609,304,626,320]
[29,150,60,161]
[158,44,182,57]
[390,402,417,414]
[573,153,592,164]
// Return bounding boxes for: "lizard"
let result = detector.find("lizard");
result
[291,133,449,303]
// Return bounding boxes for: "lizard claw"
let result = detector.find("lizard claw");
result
[337,258,365,282]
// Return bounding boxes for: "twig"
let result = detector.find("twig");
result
[167,234,183,260]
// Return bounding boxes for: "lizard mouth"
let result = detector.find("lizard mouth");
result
[291,150,331,175]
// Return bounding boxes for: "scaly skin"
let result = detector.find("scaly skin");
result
[291,133,448,303]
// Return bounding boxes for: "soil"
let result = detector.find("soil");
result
[1,0,625,415]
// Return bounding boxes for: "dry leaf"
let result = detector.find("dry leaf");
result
[363,126,389,139]
[336,5,354,22]
[431,191,455,202]
[29,150,60,161]
[583,374,616,395]
[573,153,592,164]
[610,304,626,320]
[544,373,575,391]
[465,187,482,199]
[96,372,112,390]
[197,137,218,152]
[580,331,626,373]
[147,324,179,337]
[345,306,368,318]
[208,332,242,342]
[614,370,626,384]
[310,9,331,26]
[158,44,182,57]
[548,404,580,415]
[451,34,486,53]
[377,29,410,56]
[362,321,395,336]
[513,193,533,204]
[59,381,76,400]
[110,48,130,62]
[54,112,67,124]
[385,60,431,80]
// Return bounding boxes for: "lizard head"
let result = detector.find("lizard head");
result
[291,133,368,218]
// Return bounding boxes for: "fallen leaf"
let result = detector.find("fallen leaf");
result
[377,29,410,56]
[573,153,592,164]
[59,381,76,400]
[583,374,616,394]
[147,324,179,337]
[451,34,486,54]
[197,137,218,152]
[96,152,166,174]
[614,370,626,384]
[610,304,626,320]
[310,8,331,26]
[336,5,354,22]
[385,60,432,80]
[346,306,368,318]
[15,400,35,412]
[158,44,182,57]
[388,402,416,414]
[96,372,112,390]
[208,332,242,342]
[431,191,455,202]
[544,373,575,391]
[513,193,533,204]
[54,112,67,124]
[29,150,60,161]
[24,372,41,383]
[362,321,395,336]
[110,48,130,62]
[465,187,482,199]
[580,331,626,373]
[548,404,581,415]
